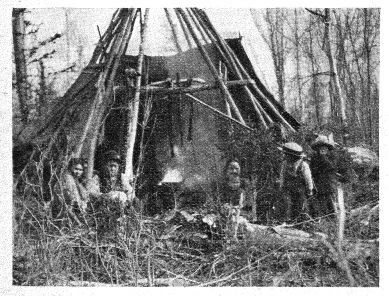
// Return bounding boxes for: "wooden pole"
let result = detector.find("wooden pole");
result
[73,74,105,158]
[186,8,209,44]
[219,61,232,117]
[86,9,137,179]
[66,9,131,151]
[175,8,246,125]
[185,94,253,131]
[193,8,272,125]
[89,9,123,65]
[192,8,271,125]
[164,8,183,53]
[175,8,194,49]
[190,8,269,128]
[124,8,150,182]
[119,78,255,95]
[197,9,296,132]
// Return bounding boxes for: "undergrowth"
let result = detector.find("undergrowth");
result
[12,127,379,287]
[13,179,379,286]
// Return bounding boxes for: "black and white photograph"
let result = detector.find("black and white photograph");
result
[1,0,385,292]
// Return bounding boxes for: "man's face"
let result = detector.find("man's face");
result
[72,164,84,179]
[107,161,120,176]
[226,161,240,178]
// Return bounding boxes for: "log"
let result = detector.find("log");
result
[240,219,378,261]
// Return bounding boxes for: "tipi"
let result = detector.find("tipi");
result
[17,8,299,194]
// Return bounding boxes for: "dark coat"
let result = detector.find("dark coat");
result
[310,154,337,195]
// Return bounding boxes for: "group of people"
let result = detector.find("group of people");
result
[52,150,134,221]
[220,134,339,223]
[54,134,339,225]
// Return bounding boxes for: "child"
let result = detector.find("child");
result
[278,142,314,222]
[310,135,337,218]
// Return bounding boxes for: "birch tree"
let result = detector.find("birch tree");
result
[260,8,288,107]
[12,8,29,124]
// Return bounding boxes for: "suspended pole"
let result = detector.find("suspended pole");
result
[185,94,253,131]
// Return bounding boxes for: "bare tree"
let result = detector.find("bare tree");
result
[256,8,288,107]
[293,8,304,121]
[324,9,347,133]
[12,8,29,124]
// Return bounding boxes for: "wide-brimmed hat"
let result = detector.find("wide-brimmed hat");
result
[277,142,305,157]
[104,150,121,163]
[311,135,336,150]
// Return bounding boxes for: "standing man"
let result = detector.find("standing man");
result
[278,142,314,223]
[310,135,338,218]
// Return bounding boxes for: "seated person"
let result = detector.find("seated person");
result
[96,150,133,203]
[52,158,89,219]
[80,158,101,198]
[218,158,251,219]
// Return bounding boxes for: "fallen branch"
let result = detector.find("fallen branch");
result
[69,277,190,287]
[242,219,377,261]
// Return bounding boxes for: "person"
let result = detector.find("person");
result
[98,150,133,203]
[52,158,89,222]
[309,134,338,218]
[80,158,101,198]
[217,159,253,239]
[278,142,314,222]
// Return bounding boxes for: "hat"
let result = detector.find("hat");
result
[104,150,121,163]
[278,142,305,157]
[311,135,336,150]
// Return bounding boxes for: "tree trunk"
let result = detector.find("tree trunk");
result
[294,9,304,121]
[324,9,348,138]
[38,60,46,117]
[307,20,321,127]
[363,8,373,147]
[346,11,368,142]
[12,8,29,124]
[264,9,287,107]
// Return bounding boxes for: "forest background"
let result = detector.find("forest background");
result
[9,5,381,149]
[1,0,387,292]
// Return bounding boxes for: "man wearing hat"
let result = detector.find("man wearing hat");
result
[310,135,337,217]
[278,142,314,222]
[98,150,133,203]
